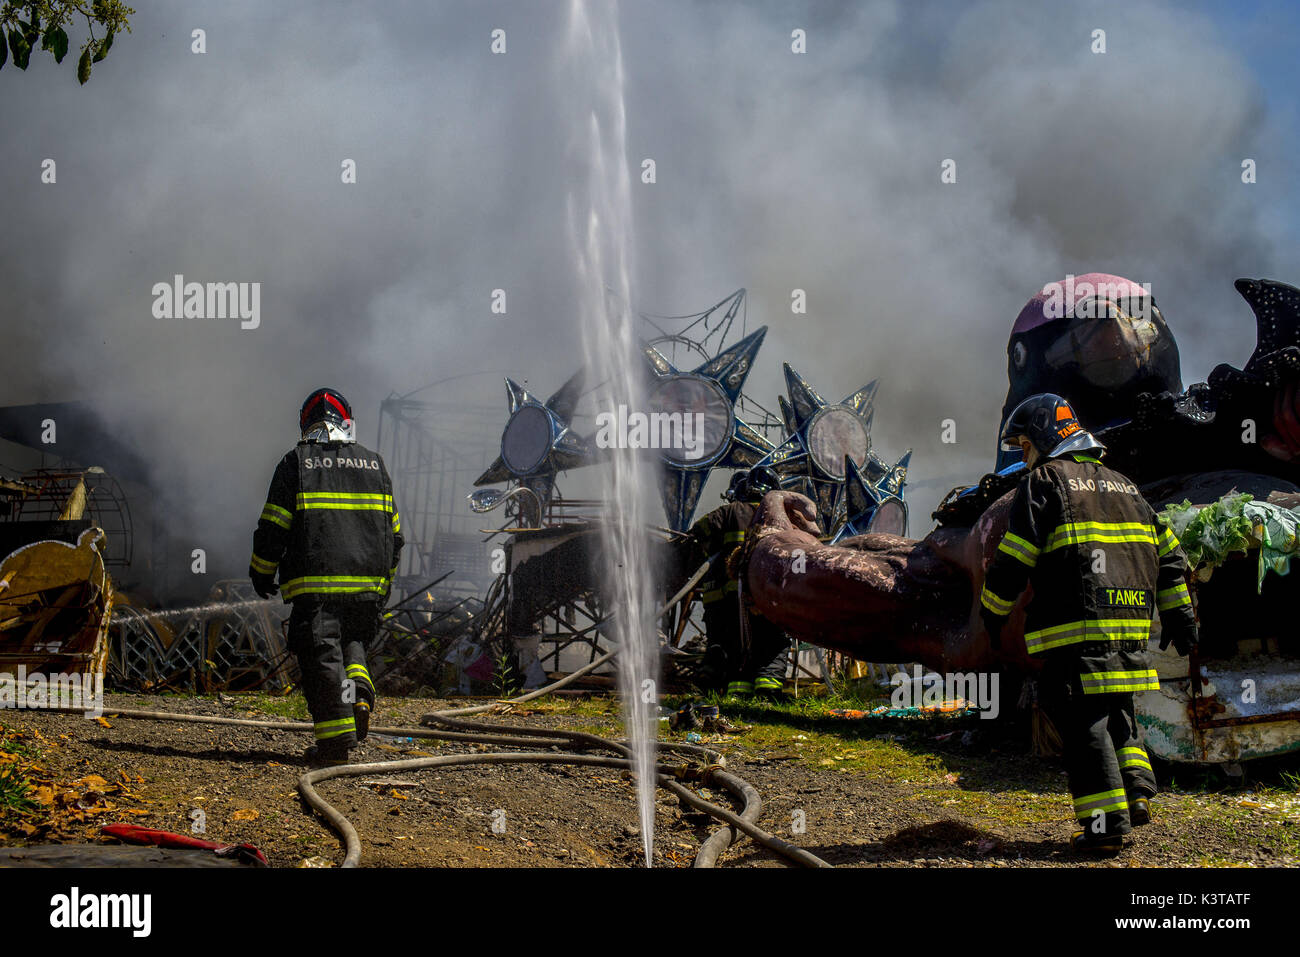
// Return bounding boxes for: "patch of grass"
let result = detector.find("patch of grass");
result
[0,724,41,762]
[0,724,40,821]
[0,761,37,816]
[741,722,949,783]
[239,693,310,721]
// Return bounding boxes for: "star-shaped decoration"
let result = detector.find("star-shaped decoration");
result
[474,370,593,519]
[756,363,878,532]
[641,326,774,531]
[830,449,912,543]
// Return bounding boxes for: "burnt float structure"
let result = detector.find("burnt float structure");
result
[461,290,913,686]
[742,274,1300,765]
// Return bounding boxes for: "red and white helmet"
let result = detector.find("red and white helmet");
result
[299,387,355,443]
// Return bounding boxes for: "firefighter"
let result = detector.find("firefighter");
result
[688,466,789,700]
[979,393,1197,853]
[249,388,403,766]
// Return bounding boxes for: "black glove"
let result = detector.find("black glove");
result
[251,572,279,600]
[1159,623,1198,657]
[980,609,1006,651]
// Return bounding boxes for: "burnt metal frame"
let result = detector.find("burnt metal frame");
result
[2,469,134,566]
[377,392,501,592]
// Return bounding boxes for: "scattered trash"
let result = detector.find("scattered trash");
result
[101,823,268,866]
[1236,794,1300,821]
[369,734,416,746]
[830,701,972,720]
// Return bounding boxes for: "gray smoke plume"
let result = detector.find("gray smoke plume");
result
[0,0,1295,593]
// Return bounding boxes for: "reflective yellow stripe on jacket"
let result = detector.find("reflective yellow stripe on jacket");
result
[260,502,293,530]
[1157,581,1191,611]
[280,575,390,600]
[1043,521,1157,552]
[980,584,1016,615]
[249,552,277,575]
[997,532,1039,567]
[296,491,394,511]
[1079,668,1160,695]
[1023,618,1152,654]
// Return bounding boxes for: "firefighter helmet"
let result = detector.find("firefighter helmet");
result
[746,465,781,498]
[723,470,749,502]
[999,393,1105,460]
[300,387,355,443]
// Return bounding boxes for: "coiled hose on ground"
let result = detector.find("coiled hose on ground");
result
[32,556,831,868]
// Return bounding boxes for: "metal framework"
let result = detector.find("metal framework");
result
[1,468,133,566]
[377,379,505,596]
[107,580,293,693]
[639,289,783,443]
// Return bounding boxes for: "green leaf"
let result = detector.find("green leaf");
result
[8,28,31,70]
[22,14,38,48]
[0,29,6,71]
[42,25,68,64]
[77,45,91,85]
[92,30,113,63]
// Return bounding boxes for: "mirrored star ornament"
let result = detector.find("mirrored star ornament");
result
[474,370,594,521]
[830,449,912,543]
[756,363,879,532]
[642,326,775,531]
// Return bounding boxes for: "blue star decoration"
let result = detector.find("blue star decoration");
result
[474,370,594,519]
[641,326,775,531]
[830,449,913,542]
[756,363,907,535]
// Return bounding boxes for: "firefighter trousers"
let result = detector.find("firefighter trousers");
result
[287,597,380,756]
[1040,658,1158,837]
[701,597,787,696]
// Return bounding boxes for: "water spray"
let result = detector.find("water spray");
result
[565,0,660,867]
[124,597,280,622]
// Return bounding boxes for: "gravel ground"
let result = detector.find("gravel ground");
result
[2,691,1298,868]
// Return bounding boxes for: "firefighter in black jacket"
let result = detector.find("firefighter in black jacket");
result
[980,393,1198,852]
[688,466,788,699]
[249,388,403,766]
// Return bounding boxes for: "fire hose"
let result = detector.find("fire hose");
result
[30,556,831,868]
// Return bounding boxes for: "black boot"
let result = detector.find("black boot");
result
[1129,796,1152,827]
[303,742,351,768]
